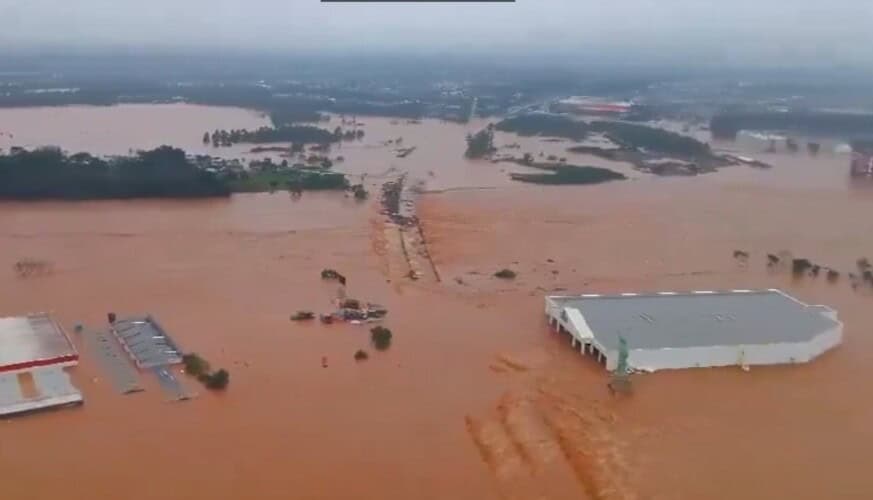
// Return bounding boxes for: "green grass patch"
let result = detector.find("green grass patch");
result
[229,170,349,192]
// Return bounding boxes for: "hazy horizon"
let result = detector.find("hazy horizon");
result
[1,0,872,70]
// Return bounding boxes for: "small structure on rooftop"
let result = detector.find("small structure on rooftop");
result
[546,289,842,372]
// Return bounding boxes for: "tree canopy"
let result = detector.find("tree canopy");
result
[465,126,496,158]
[0,146,229,200]
[206,125,338,147]
[496,114,588,140]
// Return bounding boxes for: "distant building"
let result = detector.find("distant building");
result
[552,97,633,116]
[545,289,842,372]
[851,141,873,177]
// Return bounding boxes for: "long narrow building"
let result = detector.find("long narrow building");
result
[545,289,842,372]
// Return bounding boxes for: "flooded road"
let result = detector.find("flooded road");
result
[1,104,873,499]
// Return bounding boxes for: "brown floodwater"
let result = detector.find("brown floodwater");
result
[1,105,873,500]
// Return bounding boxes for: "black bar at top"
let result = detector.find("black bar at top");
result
[322,1,514,3]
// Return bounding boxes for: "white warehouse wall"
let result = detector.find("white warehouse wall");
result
[625,324,843,372]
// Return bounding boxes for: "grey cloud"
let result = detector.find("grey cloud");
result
[0,0,871,67]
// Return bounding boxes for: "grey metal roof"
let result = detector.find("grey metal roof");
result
[112,315,183,368]
[549,290,840,351]
[77,327,142,394]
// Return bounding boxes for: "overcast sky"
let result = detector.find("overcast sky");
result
[2,0,872,67]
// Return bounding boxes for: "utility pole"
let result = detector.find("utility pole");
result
[608,336,632,395]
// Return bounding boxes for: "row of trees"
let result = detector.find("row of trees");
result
[0,146,229,200]
[331,126,366,142]
[203,125,341,147]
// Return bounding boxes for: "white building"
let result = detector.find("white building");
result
[0,313,82,417]
[545,289,842,372]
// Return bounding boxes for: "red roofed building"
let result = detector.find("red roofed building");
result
[0,313,78,374]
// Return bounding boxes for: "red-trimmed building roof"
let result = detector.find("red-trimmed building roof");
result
[0,314,78,374]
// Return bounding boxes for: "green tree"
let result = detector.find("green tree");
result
[205,369,230,390]
[465,128,495,158]
[370,326,393,351]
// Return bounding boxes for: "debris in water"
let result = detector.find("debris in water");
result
[494,268,517,279]
[290,311,315,321]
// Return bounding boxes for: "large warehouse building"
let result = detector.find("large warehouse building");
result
[545,289,842,372]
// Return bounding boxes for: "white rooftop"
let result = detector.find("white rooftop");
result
[548,289,840,351]
[0,314,77,373]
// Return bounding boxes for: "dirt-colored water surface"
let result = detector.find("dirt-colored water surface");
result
[2,105,873,500]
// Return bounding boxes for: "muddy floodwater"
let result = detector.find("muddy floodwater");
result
[2,104,873,499]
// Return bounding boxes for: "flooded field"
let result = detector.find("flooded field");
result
[0,104,271,157]
[1,104,872,499]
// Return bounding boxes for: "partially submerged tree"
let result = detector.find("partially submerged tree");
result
[792,258,813,277]
[182,353,211,377]
[494,268,517,279]
[321,268,347,285]
[291,311,315,321]
[354,350,369,362]
[350,184,368,200]
[522,152,533,165]
[203,369,230,390]
[370,326,393,351]
[464,126,496,159]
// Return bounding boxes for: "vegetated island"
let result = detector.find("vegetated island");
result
[495,113,761,176]
[496,114,588,141]
[509,164,627,185]
[0,146,353,200]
